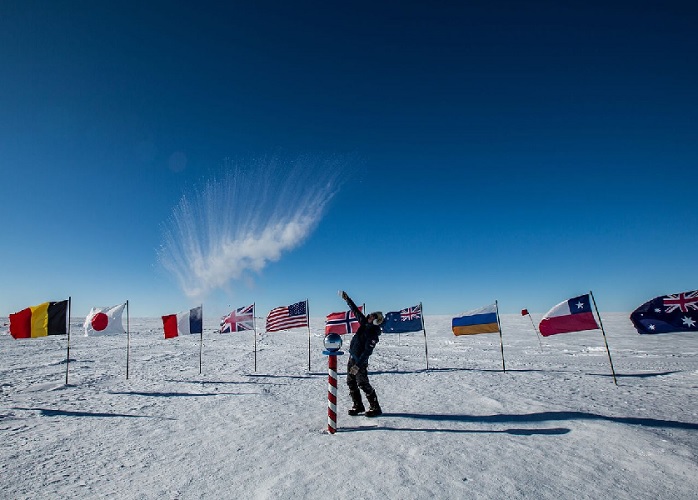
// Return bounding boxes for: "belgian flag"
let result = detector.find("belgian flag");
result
[9,300,69,339]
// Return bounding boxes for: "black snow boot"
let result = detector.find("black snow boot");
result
[365,391,382,417]
[348,390,365,416]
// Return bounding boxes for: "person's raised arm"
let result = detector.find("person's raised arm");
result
[340,290,366,323]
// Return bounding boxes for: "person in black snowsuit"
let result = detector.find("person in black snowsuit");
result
[339,290,384,417]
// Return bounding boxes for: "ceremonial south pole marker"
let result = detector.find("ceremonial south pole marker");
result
[323,333,344,434]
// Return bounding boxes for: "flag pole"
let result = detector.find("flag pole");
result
[495,300,506,372]
[199,304,204,375]
[525,311,544,351]
[65,296,72,385]
[126,300,130,379]
[589,290,617,386]
[306,299,311,372]
[418,302,427,369]
[253,303,257,372]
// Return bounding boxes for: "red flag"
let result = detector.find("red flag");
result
[162,314,179,339]
[521,309,529,316]
[9,307,33,339]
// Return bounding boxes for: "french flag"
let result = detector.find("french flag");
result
[539,294,599,337]
[162,306,203,339]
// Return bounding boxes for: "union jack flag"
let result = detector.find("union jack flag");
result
[400,304,422,321]
[663,291,698,314]
[220,304,255,333]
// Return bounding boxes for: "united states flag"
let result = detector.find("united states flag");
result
[266,300,308,332]
[220,304,255,333]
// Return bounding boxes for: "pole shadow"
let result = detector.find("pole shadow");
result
[340,425,570,435]
[108,391,248,397]
[371,367,561,375]
[248,373,323,380]
[164,379,264,386]
[587,371,680,379]
[13,407,172,419]
[383,411,698,430]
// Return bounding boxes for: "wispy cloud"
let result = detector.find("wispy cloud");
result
[158,156,340,298]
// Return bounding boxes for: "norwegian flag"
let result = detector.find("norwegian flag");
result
[325,306,363,335]
[220,304,255,333]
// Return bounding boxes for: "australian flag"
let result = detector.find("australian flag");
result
[382,304,423,333]
[630,290,698,334]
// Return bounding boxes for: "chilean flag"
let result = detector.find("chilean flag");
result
[162,306,203,339]
[539,294,599,337]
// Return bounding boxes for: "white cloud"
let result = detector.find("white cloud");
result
[158,157,339,298]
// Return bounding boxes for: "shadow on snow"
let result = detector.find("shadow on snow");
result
[340,425,571,435]
[371,368,682,377]
[249,373,324,380]
[13,407,172,419]
[108,391,248,397]
[380,411,698,430]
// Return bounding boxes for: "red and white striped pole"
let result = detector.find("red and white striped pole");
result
[327,353,339,434]
[323,333,344,435]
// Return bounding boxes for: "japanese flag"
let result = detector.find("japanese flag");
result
[84,304,126,336]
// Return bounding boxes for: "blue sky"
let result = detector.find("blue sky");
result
[1,1,696,319]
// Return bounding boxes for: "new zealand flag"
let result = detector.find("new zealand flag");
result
[630,290,698,334]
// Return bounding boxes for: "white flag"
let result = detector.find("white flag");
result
[84,303,126,336]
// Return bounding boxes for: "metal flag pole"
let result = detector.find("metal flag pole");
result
[65,296,72,385]
[306,299,311,372]
[420,302,429,370]
[387,303,403,371]
[524,309,544,351]
[495,300,506,373]
[126,300,130,379]
[253,303,257,372]
[589,290,617,386]
[199,304,203,375]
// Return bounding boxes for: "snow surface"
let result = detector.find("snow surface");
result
[1,313,697,499]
